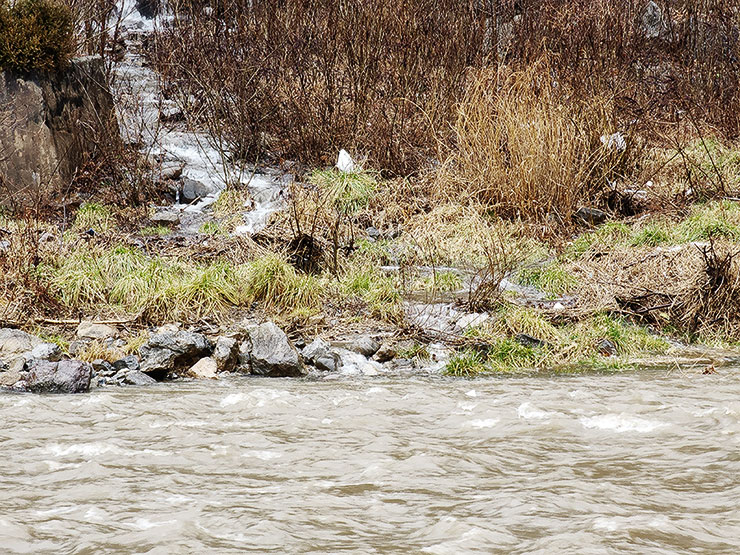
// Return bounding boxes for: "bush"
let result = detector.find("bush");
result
[0,0,74,73]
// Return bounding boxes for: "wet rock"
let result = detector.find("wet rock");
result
[303,338,340,372]
[348,336,381,358]
[373,342,397,363]
[573,207,607,227]
[68,340,88,357]
[91,359,116,377]
[26,360,92,394]
[236,340,252,372]
[515,333,548,349]
[76,321,118,340]
[139,331,213,380]
[248,322,305,377]
[455,313,489,332]
[123,370,157,386]
[181,177,211,203]
[597,338,618,357]
[188,357,218,379]
[112,355,140,372]
[150,209,180,225]
[0,362,21,388]
[30,342,63,362]
[158,161,184,181]
[213,337,238,373]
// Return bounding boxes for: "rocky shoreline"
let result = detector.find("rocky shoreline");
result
[0,321,447,394]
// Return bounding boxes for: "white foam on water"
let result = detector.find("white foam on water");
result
[242,450,282,461]
[457,401,477,412]
[45,442,170,458]
[321,418,333,425]
[43,460,80,471]
[468,418,500,429]
[517,402,558,420]
[130,517,178,530]
[465,390,478,397]
[220,393,246,407]
[84,507,108,522]
[580,414,668,433]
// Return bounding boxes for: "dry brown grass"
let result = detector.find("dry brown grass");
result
[438,60,627,224]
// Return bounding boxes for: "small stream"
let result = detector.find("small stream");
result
[1,369,739,553]
[113,1,286,235]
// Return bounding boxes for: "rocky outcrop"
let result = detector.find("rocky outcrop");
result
[302,338,341,372]
[0,56,117,203]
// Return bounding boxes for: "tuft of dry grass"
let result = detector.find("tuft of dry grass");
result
[439,60,626,224]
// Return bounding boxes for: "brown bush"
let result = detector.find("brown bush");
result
[154,0,488,175]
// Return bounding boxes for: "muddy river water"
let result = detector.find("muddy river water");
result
[1,368,739,553]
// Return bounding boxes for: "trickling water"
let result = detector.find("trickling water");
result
[1,369,739,553]
[112,2,286,235]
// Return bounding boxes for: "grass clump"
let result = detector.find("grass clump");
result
[243,254,323,314]
[517,264,578,298]
[0,0,74,73]
[310,168,377,216]
[140,225,171,236]
[73,202,113,233]
[341,266,402,322]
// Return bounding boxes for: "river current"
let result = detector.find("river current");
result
[1,368,739,553]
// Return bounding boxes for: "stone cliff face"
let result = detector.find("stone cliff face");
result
[0,56,117,203]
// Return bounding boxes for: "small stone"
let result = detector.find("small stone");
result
[112,355,140,372]
[373,342,397,363]
[76,321,118,340]
[181,178,212,203]
[573,207,607,227]
[123,370,157,386]
[348,336,381,357]
[30,342,63,362]
[314,354,340,372]
[515,333,548,349]
[597,338,618,357]
[150,209,180,225]
[68,340,88,357]
[188,357,218,379]
[236,340,251,371]
[366,226,381,240]
[213,337,238,373]
[92,359,116,377]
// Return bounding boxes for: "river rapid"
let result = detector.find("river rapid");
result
[1,368,739,553]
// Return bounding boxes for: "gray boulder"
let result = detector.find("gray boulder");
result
[0,328,42,362]
[181,177,212,203]
[348,336,381,357]
[303,338,340,372]
[248,322,305,377]
[373,342,397,363]
[150,209,180,225]
[112,355,140,372]
[26,360,92,394]
[213,336,238,373]
[124,370,157,386]
[139,331,213,380]
[30,342,63,362]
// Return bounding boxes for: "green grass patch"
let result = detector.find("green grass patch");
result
[73,202,113,233]
[310,168,377,215]
[140,225,171,236]
[517,264,578,297]
[340,266,402,321]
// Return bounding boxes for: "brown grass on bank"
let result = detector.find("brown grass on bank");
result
[438,61,629,224]
[571,238,740,338]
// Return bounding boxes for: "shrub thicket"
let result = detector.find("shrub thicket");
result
[0,0,74,73]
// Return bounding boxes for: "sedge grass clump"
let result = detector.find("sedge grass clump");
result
[517,264,578,298]
[72,202,113,233]
[341,266,402,322]
[444,60,625,225]
[243,254,323,314]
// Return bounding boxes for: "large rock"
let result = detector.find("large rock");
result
[0,328,43,363]
[213,336,238,373]
[248,322,305,377]
[188,357,218,379]
[348,336,381,358]
[0,56,118,203]
[25,360,92,394]
[139,331,213,380]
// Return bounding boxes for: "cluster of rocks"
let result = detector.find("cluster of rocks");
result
[0,320,418,395]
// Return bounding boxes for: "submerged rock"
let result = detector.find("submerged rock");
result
[248,322,305,377]
[25,360,92,394]
[139,331,213,380]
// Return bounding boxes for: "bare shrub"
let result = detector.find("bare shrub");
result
[154,0,488,175]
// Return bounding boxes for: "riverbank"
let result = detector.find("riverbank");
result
[2,2,740,389]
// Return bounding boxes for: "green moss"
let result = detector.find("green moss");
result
[0,0,74,73]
